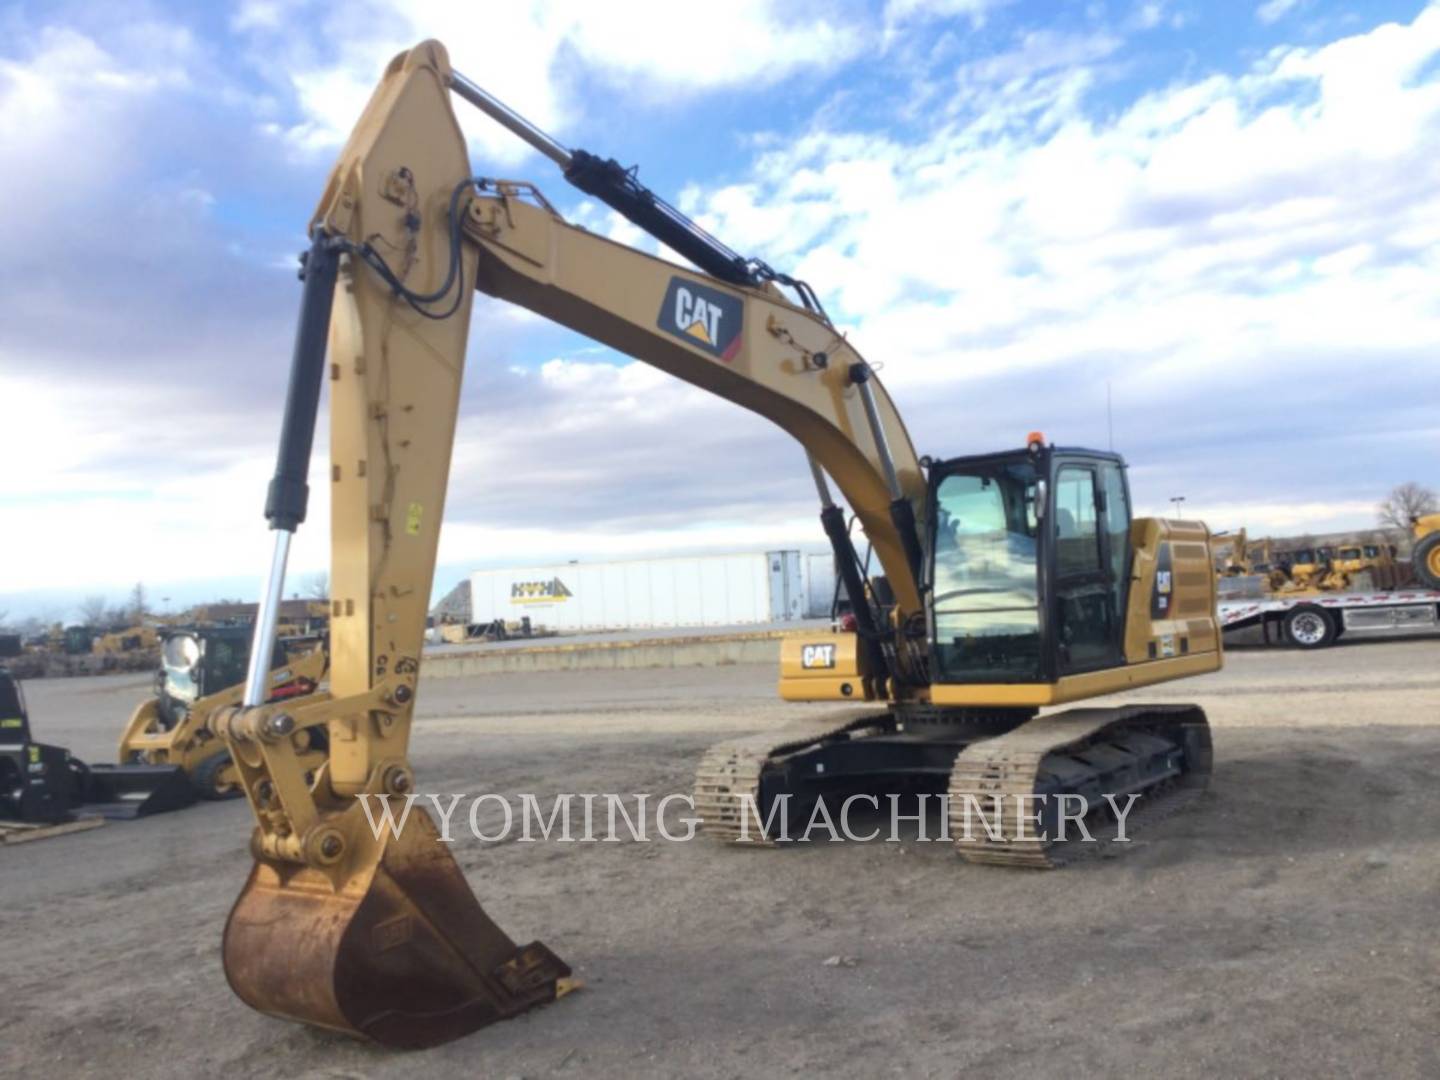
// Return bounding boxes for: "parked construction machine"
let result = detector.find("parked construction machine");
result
[211,41,1220,1049]
[28,624,96,656]
[1414,513,1440,588]
[1331,541,1404,590]
[1213,528,1250,576]
[118,627,328,798]
[0,666,195,824]
[1271,544,1339,591]
[92,624,160,658]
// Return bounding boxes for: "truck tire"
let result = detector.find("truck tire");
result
[192,751,243,800]
[1415,532,1440,590]
[1283,606,1337,649]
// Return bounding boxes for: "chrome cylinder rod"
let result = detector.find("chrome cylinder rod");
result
[807,454,836,510]
[851,365,902,500]
[243,530,292,707]
[449,70,573,169]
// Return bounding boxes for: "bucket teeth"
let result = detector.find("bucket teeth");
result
[224,807,568,1049]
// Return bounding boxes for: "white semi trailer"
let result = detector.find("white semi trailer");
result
[470,550,811,632]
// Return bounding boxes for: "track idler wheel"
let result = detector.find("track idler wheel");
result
[223,807,568,1049]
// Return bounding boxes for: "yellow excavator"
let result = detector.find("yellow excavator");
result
[1212,528,1249,576]
[212,41,1220,1049]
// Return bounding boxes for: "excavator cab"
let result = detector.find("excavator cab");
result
[928,445,1132,685]
[784,439,1218,709]
[759,441,1215,860]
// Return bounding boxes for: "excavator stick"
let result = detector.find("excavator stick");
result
[224,808,569,1049]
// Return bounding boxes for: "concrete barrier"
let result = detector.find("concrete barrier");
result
[421,630,787,677]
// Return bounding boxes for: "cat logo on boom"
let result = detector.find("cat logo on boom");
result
[658,276,744,361]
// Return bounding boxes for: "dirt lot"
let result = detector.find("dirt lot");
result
[3,636,1439,1078]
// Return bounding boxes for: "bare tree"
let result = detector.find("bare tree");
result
[78,595,110,627]
[128,582,149,624]
[302,571,330,600]
[1377,481,1438,533]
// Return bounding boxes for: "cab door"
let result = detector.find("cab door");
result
[1050,457,1130,674]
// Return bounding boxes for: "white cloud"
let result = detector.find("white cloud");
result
[1138,499,1377,535]
[1256,0,1305,26]
[0,25,187,187]
[232,1,292,32]
[1136,3,1165,30]
[660,6,1440,532]
[445,356,810,531]
[0,371,329,593]
[885,0,1012,31]
[1125,1,1191,32]
[247,0,866,164]
[683,5,1440,394]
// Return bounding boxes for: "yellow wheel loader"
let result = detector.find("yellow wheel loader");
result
[211,41,1222,1048]
[118,627,328,799]
[1413,513,1440,588]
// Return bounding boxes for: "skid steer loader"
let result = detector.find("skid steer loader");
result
[118,627,328,798]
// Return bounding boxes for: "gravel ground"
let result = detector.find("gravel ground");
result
[2,635,1438,1078]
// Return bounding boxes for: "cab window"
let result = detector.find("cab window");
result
[930,462,1041,681]
[1054,468,1101,577]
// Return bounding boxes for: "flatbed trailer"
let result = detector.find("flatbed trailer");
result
[1218,588,1440,649]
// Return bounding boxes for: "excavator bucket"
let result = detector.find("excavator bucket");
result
[223,807,569,1049]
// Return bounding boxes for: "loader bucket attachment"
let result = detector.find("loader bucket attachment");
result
[223,807,568,1049]
[75,762,197,819]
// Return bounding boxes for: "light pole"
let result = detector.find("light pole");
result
[1170,496,1186,519]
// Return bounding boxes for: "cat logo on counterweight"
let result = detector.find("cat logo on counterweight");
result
[658,276,743,361]
[800,643,837,669]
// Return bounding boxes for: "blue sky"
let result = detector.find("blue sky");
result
[1,0,1438,623]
